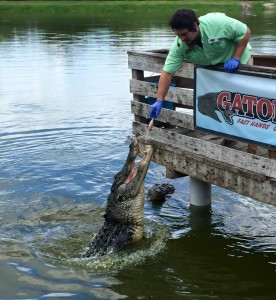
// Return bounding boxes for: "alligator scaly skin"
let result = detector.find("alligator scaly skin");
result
[83,139,153,258]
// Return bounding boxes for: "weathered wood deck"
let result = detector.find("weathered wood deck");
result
[128,50,276,207]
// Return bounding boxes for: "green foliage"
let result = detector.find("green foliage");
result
[0,0,274,28]
[0,1,247,15]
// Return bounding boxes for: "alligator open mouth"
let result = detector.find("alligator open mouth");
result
[124,145,153,184]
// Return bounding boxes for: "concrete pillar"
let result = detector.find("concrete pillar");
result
[189,204,212,232]
[190,177,211,206]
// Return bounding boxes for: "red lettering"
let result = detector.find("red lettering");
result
[232,93,244,116]
[242,95,257,118]
[217,91,231,111]
[216,92,276,124]
[272,100,276,123]
[256,98,273,121]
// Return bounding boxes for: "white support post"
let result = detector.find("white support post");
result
[190,177,211,206]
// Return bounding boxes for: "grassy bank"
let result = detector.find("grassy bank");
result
[0,1,269,15]
[0,0,272,32]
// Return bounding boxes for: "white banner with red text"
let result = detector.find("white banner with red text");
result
[194,65,276,149]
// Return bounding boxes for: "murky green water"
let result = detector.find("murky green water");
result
[0,4,276,299]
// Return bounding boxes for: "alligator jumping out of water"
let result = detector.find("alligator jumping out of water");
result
[83,138,153,258]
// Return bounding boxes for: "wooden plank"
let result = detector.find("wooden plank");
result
[210,62,276,76]
[253,53,276,68]
[131,69,145,123]
[127,50,167,59]
[128,50,276,79]
[130,79,158,99]
[137,136,276,206]
[130,79,194,107]
[132,121,276,178]
[131,101,194,130]
[128,51,195,79]
[131,70,145,103]
[128,50,276,63]
[128,53,165,74]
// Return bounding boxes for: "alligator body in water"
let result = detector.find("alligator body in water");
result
[84,138,153,257]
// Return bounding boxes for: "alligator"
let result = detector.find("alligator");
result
[147,183,175,202]
[83,138,153,258]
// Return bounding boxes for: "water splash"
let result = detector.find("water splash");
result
[39,219,170,275]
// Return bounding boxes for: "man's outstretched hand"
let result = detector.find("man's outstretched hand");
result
[150,100,163,119]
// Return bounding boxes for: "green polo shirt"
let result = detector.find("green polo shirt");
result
[163,13,252,74]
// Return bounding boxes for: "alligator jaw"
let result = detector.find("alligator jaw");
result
[124,145,153,184]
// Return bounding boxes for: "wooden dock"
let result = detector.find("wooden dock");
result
[128,50,276,207]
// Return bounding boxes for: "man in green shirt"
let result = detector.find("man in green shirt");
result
[150,8,257,154]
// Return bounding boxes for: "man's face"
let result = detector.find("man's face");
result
[173,23,200,47]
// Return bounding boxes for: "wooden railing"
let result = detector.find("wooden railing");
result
[128,50,276,206]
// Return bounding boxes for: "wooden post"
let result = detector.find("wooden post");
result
[131,69,145,123]
[190,177,211,206]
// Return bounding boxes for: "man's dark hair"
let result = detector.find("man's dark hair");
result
[169,8,199,31]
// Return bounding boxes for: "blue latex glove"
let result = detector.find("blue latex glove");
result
[150,100,163,119]
[224,58,240,72]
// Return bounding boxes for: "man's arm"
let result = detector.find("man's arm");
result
[224,27,251,72]
[157,70,174,101]
[149,70,174,119]
[232,27,251,60]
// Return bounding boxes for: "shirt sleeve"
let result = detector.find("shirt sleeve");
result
[223,16,248,43]
[163,37,185,74]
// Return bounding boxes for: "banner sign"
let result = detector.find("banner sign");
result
[194,66,276,149]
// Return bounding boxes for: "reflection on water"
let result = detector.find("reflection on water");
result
[0,7,276,300]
